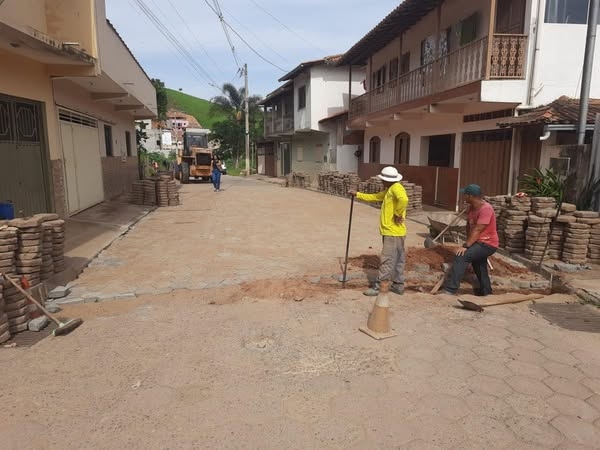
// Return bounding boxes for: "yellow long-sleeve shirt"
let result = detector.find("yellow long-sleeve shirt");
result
[357,182,409,236]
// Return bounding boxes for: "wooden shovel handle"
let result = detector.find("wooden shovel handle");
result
[482,294,544,307]
[2,274,61,326]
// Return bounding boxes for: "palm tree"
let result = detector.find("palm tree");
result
[211,83,262,120]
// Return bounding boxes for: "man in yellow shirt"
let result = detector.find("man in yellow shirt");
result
[349,166,409,296]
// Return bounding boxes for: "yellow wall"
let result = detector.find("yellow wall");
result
[45,0,98,58]
[0,0,48,34]
[0,49,61,160]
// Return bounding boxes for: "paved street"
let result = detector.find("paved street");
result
[1,176,600,449]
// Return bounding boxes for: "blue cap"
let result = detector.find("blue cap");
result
[460,184,482,196]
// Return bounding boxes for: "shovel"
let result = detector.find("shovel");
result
[424,209,466,249]
[457,293,544,312]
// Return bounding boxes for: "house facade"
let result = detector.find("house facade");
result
[259,56,365,184]
[0,0,156,218]
[339,0,600,209]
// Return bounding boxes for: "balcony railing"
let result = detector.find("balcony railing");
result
[265,114,294,136]
[350,34,528,119]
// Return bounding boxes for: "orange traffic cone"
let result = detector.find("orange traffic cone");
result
[359,282,398,340]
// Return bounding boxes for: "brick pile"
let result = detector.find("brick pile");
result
[589,221,600,264]
[317,172,361,196]
[47,219,66,273]
[156,176,180,207]
[563,221,591,265]
[498,195,530,253]
[0,223,17,344]
[574,211,600,264]
[357,177,384,194]
[525,214,551,263]
[0,283,8,344]
[11,217,44,289]
[402,182,423,211]
[288,172,310,188]
[40,223,54,281]
[130,181,145,205]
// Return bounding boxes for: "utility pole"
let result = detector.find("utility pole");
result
[577,0,599,145]
[244,63,250,176]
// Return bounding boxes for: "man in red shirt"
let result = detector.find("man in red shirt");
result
[442,184,498,296]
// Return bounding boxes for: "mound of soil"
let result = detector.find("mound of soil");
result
[349,246,531,277]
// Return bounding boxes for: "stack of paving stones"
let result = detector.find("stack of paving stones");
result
[0,223,18,344]
[401,182,423,212]
[3,277,28,335]
[130,181,145,205]
[562,217,591,265]
[525,215,552,264]
[572,211,600,263]
[47,219,66,273]
[318,172,361,196]
[0,282,10,344]
[40,222,54,281]
[156,176,170,207]
[547,203,577,260]
[10,216,44,289]
[589,219,600,265]
[142,179,157,206]
[166,179,180,206]
[497,195,530,253]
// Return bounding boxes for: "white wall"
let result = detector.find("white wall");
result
[53,79,137,158]
[293,73,310,130]
[309,65,364,130]
[362,113,507,166]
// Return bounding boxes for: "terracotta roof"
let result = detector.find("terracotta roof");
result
[497,96,600,127]
[339,0,443,66]
[278,54,344,82]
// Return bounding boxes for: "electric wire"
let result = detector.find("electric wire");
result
[248,0,326,54]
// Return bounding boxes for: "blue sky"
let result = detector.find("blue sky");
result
[106,0,400,100]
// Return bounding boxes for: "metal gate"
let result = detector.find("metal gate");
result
[461,129,512,196]
[0,94,50,217]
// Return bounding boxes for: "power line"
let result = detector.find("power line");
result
[219,3,290,64]
[165,0,229,79]
[203,0,288,73]
[131,0,225,94]
[248,0,327,54]
[211,0,242,70]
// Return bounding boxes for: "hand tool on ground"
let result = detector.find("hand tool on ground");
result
[423,208,466,249]
[1,273,83,336]
[457,293,544,312]
[339,195,355,288]
[431,274,446,294]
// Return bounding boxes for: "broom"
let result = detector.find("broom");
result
[1,274,83,336]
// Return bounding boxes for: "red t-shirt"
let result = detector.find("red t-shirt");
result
[467,201,499,248]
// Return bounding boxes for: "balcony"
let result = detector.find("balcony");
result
[265,114,294,137]
[350,34,528,120]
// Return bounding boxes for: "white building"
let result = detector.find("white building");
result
[339,0,600,209]
[259,56,365,183]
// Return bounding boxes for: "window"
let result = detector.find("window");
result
[371,65,387,93]
[296,146,304,161]
[460,13,480,46]
[545,0,595,23]
[400,52,410,75]
[389,58,399,81]
[104,125,113,156]
[298,85,306,110]
[125,130,132,157]
[369,137,381,163]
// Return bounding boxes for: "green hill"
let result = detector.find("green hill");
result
[165,88,227,129]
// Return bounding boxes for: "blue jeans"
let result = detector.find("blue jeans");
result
[444,242,497,295]
[212,169,221,190]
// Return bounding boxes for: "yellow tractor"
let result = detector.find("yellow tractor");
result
[176,128,213,183]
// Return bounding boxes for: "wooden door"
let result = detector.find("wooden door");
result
[461,130,512,196]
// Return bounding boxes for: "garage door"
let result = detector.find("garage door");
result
[59,109,104,214]
[461,130,512,196]
[0,94,50,217]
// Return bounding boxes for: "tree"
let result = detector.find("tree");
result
[151,78,168,120]
[210,83,263,168]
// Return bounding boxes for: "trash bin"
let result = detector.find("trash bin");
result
[0,201,15,220]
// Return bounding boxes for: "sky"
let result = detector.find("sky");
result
[106,0,401,100]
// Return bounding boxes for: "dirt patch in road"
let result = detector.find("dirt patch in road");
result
[237,278,339,302]
[350,246,531,277]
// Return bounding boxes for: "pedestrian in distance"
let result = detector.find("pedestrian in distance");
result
[211,155,223,192]
[348,166,409,296]
[441,184,498,297]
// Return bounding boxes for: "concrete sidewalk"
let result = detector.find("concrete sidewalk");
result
[46,197,152,290]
